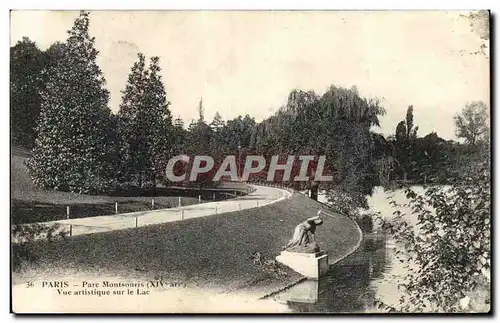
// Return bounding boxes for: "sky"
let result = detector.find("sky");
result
[10,10,490,140]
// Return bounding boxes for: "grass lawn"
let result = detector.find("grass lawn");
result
[13,193,362,298]
[11,152,217,224]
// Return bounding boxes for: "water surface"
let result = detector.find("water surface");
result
[270,233,402,313]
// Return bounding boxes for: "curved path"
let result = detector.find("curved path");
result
[19,185,291,239]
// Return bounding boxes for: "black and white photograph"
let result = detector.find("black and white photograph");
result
[9,9,491,314]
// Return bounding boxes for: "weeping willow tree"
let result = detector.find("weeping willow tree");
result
[250,85,390,214]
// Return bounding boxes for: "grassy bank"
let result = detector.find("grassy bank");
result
[11,152,238,224]
[13,192,362,298]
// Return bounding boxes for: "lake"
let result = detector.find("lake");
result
[268,232,403,313]
[269,186,420,313]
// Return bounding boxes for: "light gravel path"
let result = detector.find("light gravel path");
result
[14,185,292,240]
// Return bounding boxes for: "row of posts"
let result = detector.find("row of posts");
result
[66,200,255,237]
[64,187,261,236]
[63,190,245,219]
[64,196,191,219]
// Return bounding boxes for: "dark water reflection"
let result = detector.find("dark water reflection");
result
[270,233,395,313]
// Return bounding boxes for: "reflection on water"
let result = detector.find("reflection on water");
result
[270,233,398,313]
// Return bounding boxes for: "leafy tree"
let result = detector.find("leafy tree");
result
[171,117,186,155]
[161,117,187,188]
[118,53,148,184]
[222,115,256,153]
[181,100,213,187]
[306,86,385,212]
[184,99,214,156]
[251,85,387,212]
[10,37,48,148]
[393,106,419,180]
[222,115,256,177]
[145,56,173,189]
[197,98,205,123]
[411,132,456,184]
[251,111,291,156]
[45,41,67,67]
[376,153,490,312]
[209,111,226,162]
[372,133,398,187]
[118,54,172,189]
[27,11,116,194]
[210,112,225,132]
[454,101,489,147]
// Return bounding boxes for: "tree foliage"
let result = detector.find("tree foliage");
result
[27,11,117,194]
[146,56,173,185]
[11,222,68,270]
[376,112,491,312]
[248,86,387,214]
[10,37,48,149]
[454,101,489,147]
[393,106,418,179]
[185,101,213,157]
[117,53,172,188]
[386,106,478,185]
[376,155,490,312]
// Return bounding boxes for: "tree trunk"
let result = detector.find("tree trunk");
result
[310,182,319,201]
[138,172,143,188]
[152,172,157,196]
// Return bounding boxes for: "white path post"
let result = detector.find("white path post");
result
[213,192,215,201]
[178,197,181,207]
[115,202,118,214]
[198,195,201,203]
[152,199,155,210]
[66,206,70,219]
